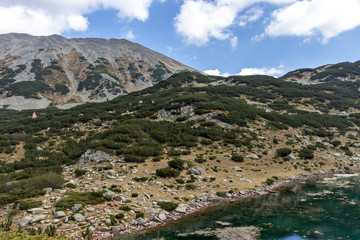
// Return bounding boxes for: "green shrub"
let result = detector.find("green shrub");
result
[135,212,144,219]
[299,148,314,159]
[157,201,179,211]
[119,205,132,211]
[265,178,275,185]
[156,167,180,178]
[74,169,87,178]
[185,184,196,190]
[13,200,42,210]
[115,213,124,220]
[65,183,77,188]
[55,192,105,209]
[231,154,244,162]
[194,157,206,163]
[133,177,148,182]
[131,193,138,198]
[276,148,292,157]
[216,192,226,197]
[168,158,186,170]
[175,178,185,184]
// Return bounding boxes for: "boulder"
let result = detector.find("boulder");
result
[246,153,259,159]
[72,204,83,212]
[191,167,204,175]
[54,211,66,218]
[73,213,85,222]
[30,214,46,224]
[27,208,44,214]
[19,216,32,228]
[233,166,243,172]
[175,204,189,213]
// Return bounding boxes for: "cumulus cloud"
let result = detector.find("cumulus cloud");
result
[0,0,162,35]
[205,65,284,77]
[265,0,360,43]
[204,69,231,77]
[174,0,294,46]
[239,6,264,27]
[237,66,284,76]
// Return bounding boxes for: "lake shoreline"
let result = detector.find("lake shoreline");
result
[93,167,360,240]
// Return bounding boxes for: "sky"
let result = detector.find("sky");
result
[1,0,360,77]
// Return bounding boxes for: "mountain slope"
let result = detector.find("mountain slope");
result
[0,33,195,110]
[282,61,360,85]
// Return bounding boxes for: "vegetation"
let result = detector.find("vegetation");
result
[55,192,105,209]
[157,201,179,211]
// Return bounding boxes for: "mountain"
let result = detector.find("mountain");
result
[1,70,360,237]
[0,33,195,110]
[282,60,360,84]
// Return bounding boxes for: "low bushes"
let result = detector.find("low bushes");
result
[55,192,105,209]
[231,154,244,162]
[14,200,42,210]
[157,201,178,211]
[276,148,292,157]
[156,168,180,178]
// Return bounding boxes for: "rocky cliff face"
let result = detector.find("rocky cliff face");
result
[0,33,195,110]
[282,61,360,85]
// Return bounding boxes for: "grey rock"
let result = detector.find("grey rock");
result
[19,216,32,228]
[233,166,243,172]
[42,187,52,193]
[111,226,121,234]
[54,211,66,218]
[105,218,112,226]
[79,149,116,166]
[175,204,189,213]
[246,153,259,159]
[27,208,44,214]
[72,204,83,212]
[30,214,46,224]
[136,217,147,225]
[73,213,85,222]
[191,167,204,175]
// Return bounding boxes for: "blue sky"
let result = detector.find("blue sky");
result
[1,0,360,76]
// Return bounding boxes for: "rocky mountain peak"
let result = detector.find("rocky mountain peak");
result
[0,33,195,110]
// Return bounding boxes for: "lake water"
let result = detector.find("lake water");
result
[121,173,360,240]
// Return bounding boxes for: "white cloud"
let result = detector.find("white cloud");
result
[230,36,238,50]
[237,66,284,76]
[204,69,230,77]
[174,0,294,47]
[239,6,264,27]
[0,0,163,35]
[265,0,360,43]
[204,65,284,77]
[123,30,136,40]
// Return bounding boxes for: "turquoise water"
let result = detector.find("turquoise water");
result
[121,174,360,240]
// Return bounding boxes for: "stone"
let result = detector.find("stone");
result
[285,154,297,160]
[113,195,125,201]
[42,187,52,193]
[27,208,44,214]
[52,219,60,224]
[86,207,95,212]
[72,204,83,212]
[30,215,46,224]
[233,166,243,172]
[158,211,167,221]
[63,216,69,223]
[246,153,259,159]
[175,204,189,213]
[54,211,66,218]
[111,226,121,234]
[19,216,32,228]
[73,213,85,222]
[136,217,147,225]
[191,167,204,175]
[105,218,112,226]
[215,221,232,226]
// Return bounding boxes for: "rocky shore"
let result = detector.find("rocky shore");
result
[92,168,360,240]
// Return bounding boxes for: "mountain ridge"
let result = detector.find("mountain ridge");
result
[0,33,196,110]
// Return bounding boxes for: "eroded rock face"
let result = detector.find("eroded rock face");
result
[0,33,196,110]
[79,149,116,166]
